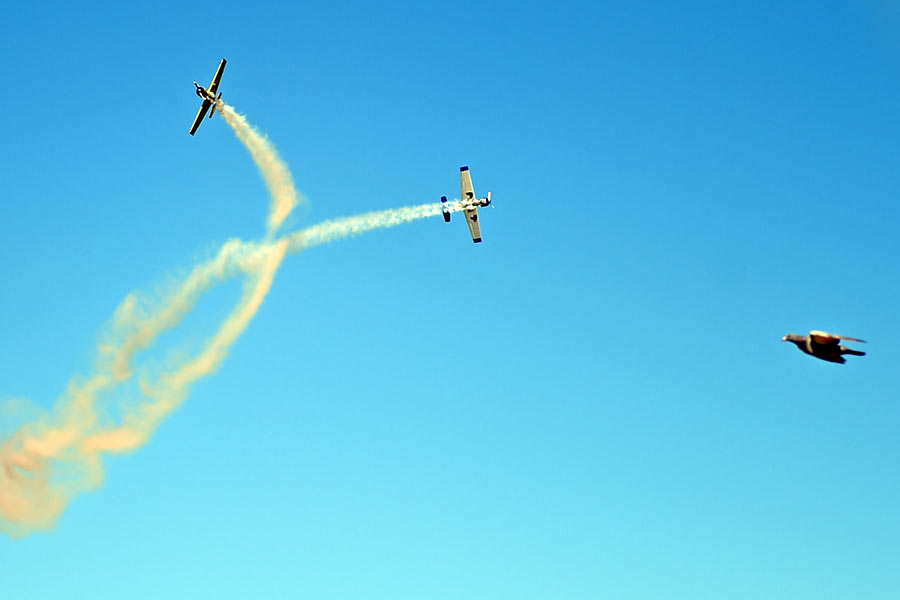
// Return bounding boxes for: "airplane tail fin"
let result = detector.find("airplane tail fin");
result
[441,196,451,222]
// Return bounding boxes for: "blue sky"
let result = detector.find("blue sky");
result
[2,1,899,598]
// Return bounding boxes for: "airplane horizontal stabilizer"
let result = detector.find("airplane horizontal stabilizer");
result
[209,93,222,119]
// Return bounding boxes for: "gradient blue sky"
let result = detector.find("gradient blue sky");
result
[2,1,900,598]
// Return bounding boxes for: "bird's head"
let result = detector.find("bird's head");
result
[782,333,802,343]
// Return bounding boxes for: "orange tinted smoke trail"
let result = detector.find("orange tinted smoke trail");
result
[0,102,449,538]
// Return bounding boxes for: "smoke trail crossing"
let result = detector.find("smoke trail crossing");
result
[0,101,459,538]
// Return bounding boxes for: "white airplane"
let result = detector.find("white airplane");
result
[441,166,492,243]
[189,58,227,135]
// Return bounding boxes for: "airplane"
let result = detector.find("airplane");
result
[189,58,227,135]
[441,166,492,243]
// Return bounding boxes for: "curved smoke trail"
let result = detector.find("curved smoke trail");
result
[0,101,462,538]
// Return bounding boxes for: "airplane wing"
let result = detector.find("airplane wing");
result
[208,59,227,95]
[464,207,482,243]
[460,166,476,203]
[189,99,212,135]
[460,166,482,242]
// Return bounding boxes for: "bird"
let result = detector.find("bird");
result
[782,330,866,364]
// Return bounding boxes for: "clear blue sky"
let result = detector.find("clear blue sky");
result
[2,1,900,597]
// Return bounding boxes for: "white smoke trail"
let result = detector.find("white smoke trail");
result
[216,101,302,234]
[288,203,444,251]
[0,102,459,538]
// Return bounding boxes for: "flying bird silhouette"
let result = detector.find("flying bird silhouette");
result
[782,330,867,364]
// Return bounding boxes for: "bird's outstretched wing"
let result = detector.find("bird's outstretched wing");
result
[809,330,867,345]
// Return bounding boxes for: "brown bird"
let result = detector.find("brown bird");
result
[782,330,867,364]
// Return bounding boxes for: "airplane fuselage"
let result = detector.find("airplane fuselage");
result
[194,82,215,101]
[463,196,491,209]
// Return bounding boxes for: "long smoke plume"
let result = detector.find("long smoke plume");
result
[0,101,459,538]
